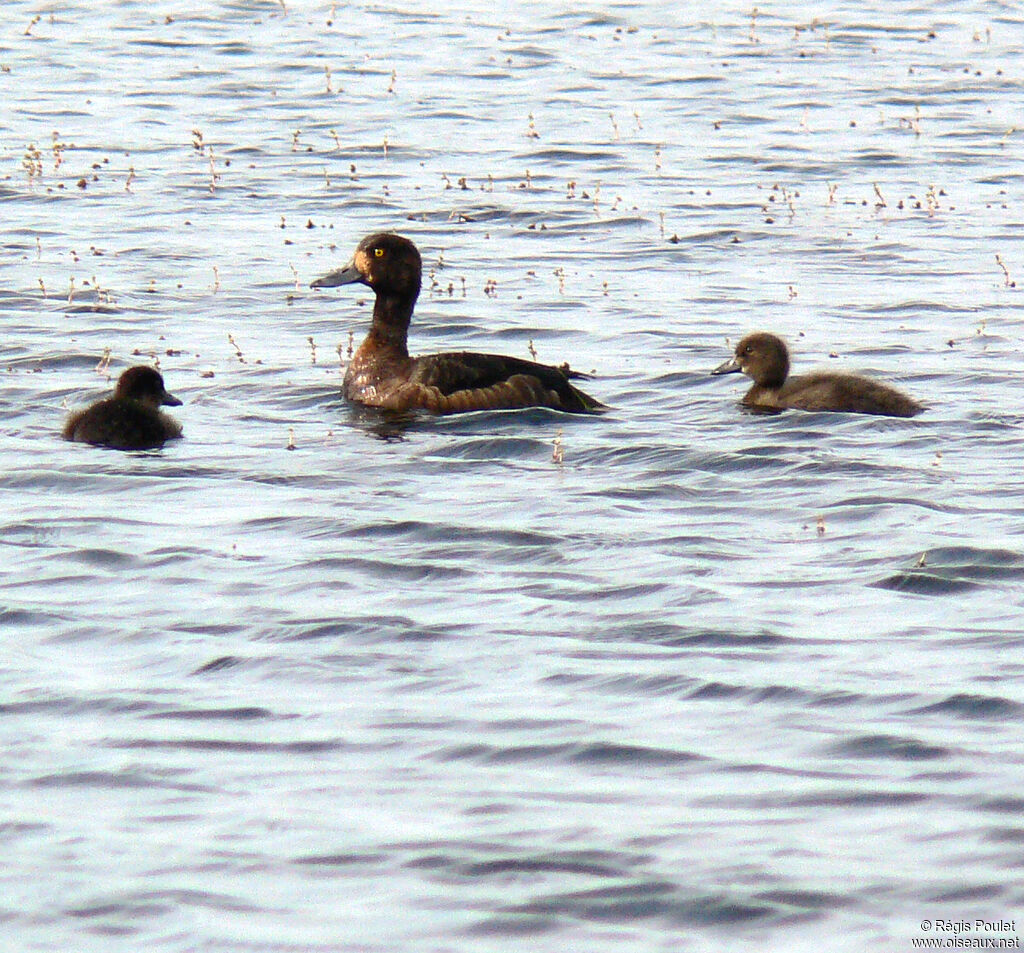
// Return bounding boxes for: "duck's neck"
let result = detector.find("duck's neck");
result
[761,350,789,388]
[367,289,417,355]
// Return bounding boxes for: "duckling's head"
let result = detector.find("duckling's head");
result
[711,332,790,388]
[114,366,182,408]
[311,232,422,299]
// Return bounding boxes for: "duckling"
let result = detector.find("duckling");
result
[711,332,922,418]
[63,365,183,449]
[311,233,603,414]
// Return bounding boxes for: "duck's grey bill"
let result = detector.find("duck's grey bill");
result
[711,356,742,376]
[311,262,362,289]
[162,390,183,407]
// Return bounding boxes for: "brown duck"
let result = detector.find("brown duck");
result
[311,233,603,414]
[711,332,922,418]
[63,365,183,449]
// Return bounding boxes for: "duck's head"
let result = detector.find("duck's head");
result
[114,366,182,408]
[711,332,790,388]
[311,232,422,299]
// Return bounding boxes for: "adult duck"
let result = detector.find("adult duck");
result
[311,233,603,414]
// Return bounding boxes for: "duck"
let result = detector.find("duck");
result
[310,232,604,414]
[711,332,923,418]
[63,365,183,449]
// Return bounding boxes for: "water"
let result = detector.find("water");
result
[2,1,1024,949]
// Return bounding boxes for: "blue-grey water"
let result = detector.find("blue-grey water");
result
[3,1,1024,950]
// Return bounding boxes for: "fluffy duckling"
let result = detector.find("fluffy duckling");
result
[63,366,183,449]
[711,332,922,418]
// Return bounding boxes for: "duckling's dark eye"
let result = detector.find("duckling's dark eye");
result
[374,248,384,258]
[743,345,753,355]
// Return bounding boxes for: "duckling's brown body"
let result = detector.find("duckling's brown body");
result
[312,233,603,415]
[63,366,183,450]
[712,332,922,418]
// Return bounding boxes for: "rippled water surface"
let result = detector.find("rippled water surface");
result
[3,1,1024,950]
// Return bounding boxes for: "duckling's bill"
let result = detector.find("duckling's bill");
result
[711,355,742,376]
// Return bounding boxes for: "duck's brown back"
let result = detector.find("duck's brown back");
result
[63,398,183,449]
[746,372,922,418]
[345,349,603,414]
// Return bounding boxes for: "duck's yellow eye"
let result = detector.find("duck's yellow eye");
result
[374,248,384,258]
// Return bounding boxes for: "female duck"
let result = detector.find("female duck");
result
[63,365,183,449]
[311,233,603,414]
[711,332,922,418]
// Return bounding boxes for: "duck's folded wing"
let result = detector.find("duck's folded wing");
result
[408,351,604,414]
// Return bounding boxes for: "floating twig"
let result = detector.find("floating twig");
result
[552,428,564,465]
[207,146,219,192]
[996,254,1016,287]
